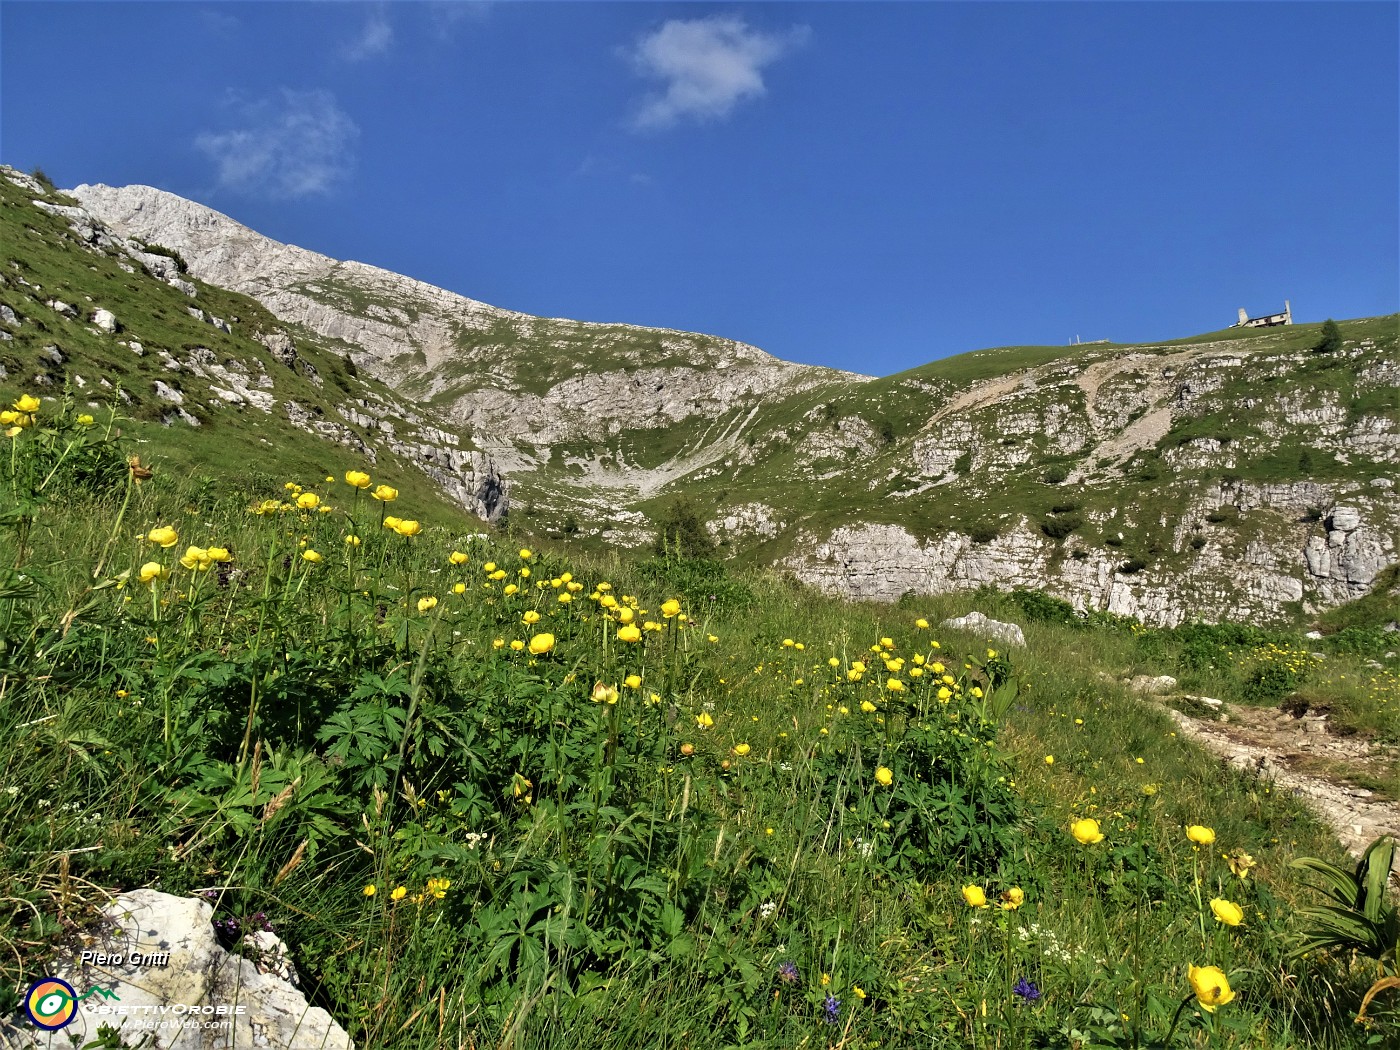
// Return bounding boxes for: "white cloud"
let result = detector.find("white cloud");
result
[343,8,393,61]
[626,16,809,130]
[195,89,359,199]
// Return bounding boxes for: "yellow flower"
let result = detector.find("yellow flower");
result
[523,610,541,625]
[915,618,929,629]
[389,886,407,902]
[512,773,533,801]
[518,548,532,560]
[1000,887,1025,910]
[557,592,572,603]
[852,985,867,1000]
[591,682,619,705]
[616,624,642,643]
[449,550,469,565]
[1187,965,1235,1012]
[383,515,402,530]
[962,885,988,908]
[624,674,642,689]
[393,519,422,537]
[880,637,894,649]
[302,550,322,563]
[452,582,465,594]
[661,599,682,618]
[1044,755,1054,766]
[860,700,877,713]
[296,492,320,510]
[1226,849,1257,880]
[828,657,840,668]
[371,484,398,501]
[820,973,831,987]
[76,413,95,426]
[1070,818,1105,844]
[363,884,377,897]
[733,743,751,756]
[529,633,555,655]
[138,561,166,584]
[886,677,905,693]
[874,766,893,787]
[147,525,179,548]
[483,561,497,573]
[345,535,361,547]
[510,639,525,651]
[12,394,40,413]
[937,687,952,701]
[1186,825,1216,846]
[345,470,371,488]
[179,545,212,571]
[207,547,231,562]
[503,583,519,596]
[695,711,714,729]
[417,596,438,613]
[1209,898,1244,927]
[851,661,866,673]
[492,638,504,649]
[3,426,19,438]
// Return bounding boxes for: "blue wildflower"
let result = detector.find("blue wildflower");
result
[823,994,841,1025]
[777,961,800,985]
[1013,977,1041,1002]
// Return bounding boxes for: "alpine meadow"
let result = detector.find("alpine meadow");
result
[0,7,1397,1045]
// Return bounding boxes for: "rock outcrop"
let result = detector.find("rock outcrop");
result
[1,889,353,1050]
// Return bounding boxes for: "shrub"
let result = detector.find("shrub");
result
[968,522,1000,544]
[1205,506,1239,525]
[1312,319,1342,355]
[1118,557,1148,575]
[1043,464,1070,485]
[1012,588,1080,626]
[1040,512,1082,540]
[651,495,714,559]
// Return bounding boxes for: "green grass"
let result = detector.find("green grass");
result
[0,404,1396,1048]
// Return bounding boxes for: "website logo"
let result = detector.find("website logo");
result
[23,978,120,1030]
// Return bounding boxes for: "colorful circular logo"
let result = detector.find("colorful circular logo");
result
[25,977,77,1030]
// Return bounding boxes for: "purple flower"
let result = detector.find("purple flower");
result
[777,961,800,985]
[823,994,841,1025]
[1013,977,1041,1002]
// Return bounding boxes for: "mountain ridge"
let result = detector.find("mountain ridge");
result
[3,167,1395,627]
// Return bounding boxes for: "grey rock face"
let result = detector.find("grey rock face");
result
[0,889,353,1050]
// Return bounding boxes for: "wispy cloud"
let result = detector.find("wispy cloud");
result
[195,89,360,199]
[428,1,492,40]
[343,6,393,61]
[626,16,809,131]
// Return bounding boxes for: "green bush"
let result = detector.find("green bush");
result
[1041,512,1083,539]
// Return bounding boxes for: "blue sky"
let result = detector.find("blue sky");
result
[2,2,1396,376]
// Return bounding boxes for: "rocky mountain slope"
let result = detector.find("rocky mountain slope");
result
[4,168,1396,626]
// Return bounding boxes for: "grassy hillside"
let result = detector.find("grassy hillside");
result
[0,397,1395,1047]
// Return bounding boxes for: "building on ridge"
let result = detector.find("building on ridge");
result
[1232,301,1292,328]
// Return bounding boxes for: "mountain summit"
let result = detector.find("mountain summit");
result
[3,169,1395,626]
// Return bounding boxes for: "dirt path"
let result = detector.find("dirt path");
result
[1164,700,1400,859]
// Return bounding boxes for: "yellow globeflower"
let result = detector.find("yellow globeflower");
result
[695,711,714,729]
[371,484,398,502]
[452,582,466,594]
[345,535,361,547]
[962,885,988,908]
[617,607,635,624]
[1209,898,1244,927]
[623,674,642,689]
[522,610,541,625]
[389,886,407,902]
[449,550,469,565]
[661,599,682,618]
[362,884,376,898]
[528,633,555,655]
[12,394,40,413]
[383,515,402,531]
[937,687,953,701]
[179,546,212,571]
[302,550,322,563]
[860,700,878,713]
[733,743,751,756]
[345,470,371,488]
[296,493,320,510]
[915,618,929,629]
[1000,887,1025,910]
[1070,818,1105,844]
[417,596,438,613]
[394,519,422,537]
[1044,755,1054,766]
[518,548,532,560]
[147,525,179,548]
[207,547,231,562]
[503,583,518,596]
[616,624,642,643]
[874,766,893,787]
[591,682,619,705]
[510,639,525,651]
[483,562,496,573]
[1187,965,1235,1012]
[1186,825,1216,846]
[138,561,166,584]
[886,677,905,693]
[76,413,95,426]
